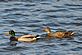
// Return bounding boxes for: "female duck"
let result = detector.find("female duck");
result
[43,27,75,39]
[7,30,39,42]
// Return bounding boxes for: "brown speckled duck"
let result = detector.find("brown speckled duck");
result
[43,27,75,39]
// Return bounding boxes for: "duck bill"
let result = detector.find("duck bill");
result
[42,29,45,31]
[4,32,10,36]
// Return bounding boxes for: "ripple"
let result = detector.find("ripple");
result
[59,43,69,46]
[70,47,82,51]
[60,22,82,26]
[2,46,28,51]
[38,43,56,49]
[4,8,28,12]
[65,4,82,6]
[12,13,30,16]
[43,22,60,26]
[27,24,40,27]
[43,9,69,13]
[24,3,36,7]
[53,5,65,8]
[74,17,82,20]
[40,2,51,5]
[72,41,82,44]
[69,8,82,10]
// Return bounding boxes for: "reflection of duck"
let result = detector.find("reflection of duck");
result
[7,30,39,43]
[43,27,75,39]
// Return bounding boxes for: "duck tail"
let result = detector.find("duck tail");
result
[35,35,39,38]
[35,35,41,38]
[71,32,75,35]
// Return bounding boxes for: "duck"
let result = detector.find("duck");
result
[6,30,39,43]
[43,27,75,39]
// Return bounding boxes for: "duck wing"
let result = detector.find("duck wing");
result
[18,37,37,42]
[20,35,35,38]
[52,32,65,38]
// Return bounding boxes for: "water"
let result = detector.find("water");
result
[0,0,82,55]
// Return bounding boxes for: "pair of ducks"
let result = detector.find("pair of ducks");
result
[6,27,75,43]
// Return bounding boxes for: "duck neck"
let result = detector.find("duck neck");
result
[11,33,15,37]
[47,31,51,34]
[47,30,51,34]
[47,31,52,37]
[10,37,18,46]
[10,36,18,41]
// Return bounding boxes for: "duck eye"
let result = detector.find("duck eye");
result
[9,30,14,34]
[11,31,13,34]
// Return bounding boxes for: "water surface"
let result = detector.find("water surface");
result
[0,0,82,55]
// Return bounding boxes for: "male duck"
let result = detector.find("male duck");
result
[43,27,75,39]
[7,30,39,43]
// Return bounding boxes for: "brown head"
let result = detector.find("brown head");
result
[43,27,51,33]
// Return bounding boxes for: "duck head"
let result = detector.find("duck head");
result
[9,30,17,41]
[43,27,51,33]
[9,30,15,36]
[9,30,17,46]
[9,30,18,41]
